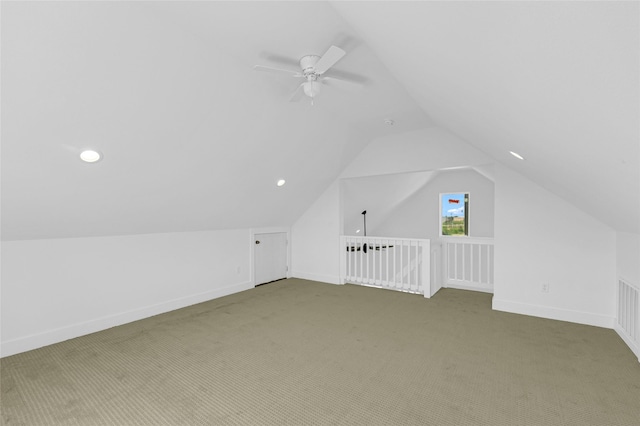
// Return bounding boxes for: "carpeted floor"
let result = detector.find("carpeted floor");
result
[1,278,639,425]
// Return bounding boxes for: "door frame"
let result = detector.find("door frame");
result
[250,227,291,287]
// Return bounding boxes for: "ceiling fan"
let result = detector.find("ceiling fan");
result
[254,45,364,103]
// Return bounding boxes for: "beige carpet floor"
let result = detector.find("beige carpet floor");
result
[2,278,640,425]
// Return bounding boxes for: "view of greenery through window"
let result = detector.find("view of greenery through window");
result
[441,193,469,236]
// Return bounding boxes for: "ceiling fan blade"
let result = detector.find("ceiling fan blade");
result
[253,65,302,77]
[289,84,305,102]
[261,52,301,68]
[322,77,363,91]
[323,68,369,85]
[314,45,346,75]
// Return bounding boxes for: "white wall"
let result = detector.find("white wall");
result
[1,229,252,357]
[293,126,620,330]
[342,127,493,179]
[291,126,492,282]
[290,181,341,284]
[492,164,617,328]
[616,232,640,287]
[342,168,494,240]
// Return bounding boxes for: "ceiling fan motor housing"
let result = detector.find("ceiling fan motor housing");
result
[300,55,321,77]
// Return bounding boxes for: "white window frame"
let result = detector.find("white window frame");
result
[439,192,470,237]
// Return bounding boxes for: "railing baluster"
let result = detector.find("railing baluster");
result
[415,242,418,291]
[401,240,405,289]
[628,286,632,337]
[376,238,381,286]
[386,238,389,286]
[407,241,411,291]
[478,244,483,284]
[350,237,354,281]
[454,243,458,281]
[439,238,494,292]
[359,237,363,283]
[486,244,490,284]
[415,242,419,292]
[463,243,467,282]
[340,236,436,296]
[347,237,351,281]
[616,278,640,349]
[409,241,412,291]
[371,238,375,285]
[632,290,636,339]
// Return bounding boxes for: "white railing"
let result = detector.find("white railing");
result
[431,243,443,295]
[442,237,494,293]
[616,278,640,362]
[340,236,432,297]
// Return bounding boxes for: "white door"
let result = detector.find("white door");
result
[254,232,288,286]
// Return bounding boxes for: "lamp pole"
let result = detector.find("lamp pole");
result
[361,210,367,253]
[361,210,367,236]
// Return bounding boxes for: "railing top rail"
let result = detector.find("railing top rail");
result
[440,236,494,245]
[341,235,431,243]
[620,276,640,292]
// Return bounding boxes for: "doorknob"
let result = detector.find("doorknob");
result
[255,240,260,244]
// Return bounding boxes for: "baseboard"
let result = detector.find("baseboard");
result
[445,283,494,294]
[614,324,640,363]
[291,271,340,285]
[0,281,253,358]
[492,298,615,329]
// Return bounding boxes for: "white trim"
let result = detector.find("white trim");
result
[618,276,640,291]
[492,298,615,329]
[250,226,291,235]
[615,276,640,363]
[439,236,494,243]
[0,280,253,358]
[439,191,470,237]
[291,271,340,285]
[446,282,493,294]
[442,237,494,293]
[339,236,431,296]
[614,324,640,363]
[250,227,291,286]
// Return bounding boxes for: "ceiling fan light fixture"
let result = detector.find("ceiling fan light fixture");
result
[303,81,321,98]
[255,45,361,103]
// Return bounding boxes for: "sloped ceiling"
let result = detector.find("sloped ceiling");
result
[2,1,638,240]
[332,0,639,234]
[342,170,439,235]
[1,1,432,240]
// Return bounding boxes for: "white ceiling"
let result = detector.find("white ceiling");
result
[1,1,638,240]
[333,0,639,234]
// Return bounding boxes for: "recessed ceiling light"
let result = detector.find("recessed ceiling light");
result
[509,151,524,160]
[80,150,102,163]
[277,179,286,187]
[356,229,361,233]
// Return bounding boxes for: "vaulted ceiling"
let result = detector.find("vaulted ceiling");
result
[2,1,638,240]
[333,1,639,234]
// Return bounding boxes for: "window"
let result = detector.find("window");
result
[441,193,469,236]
